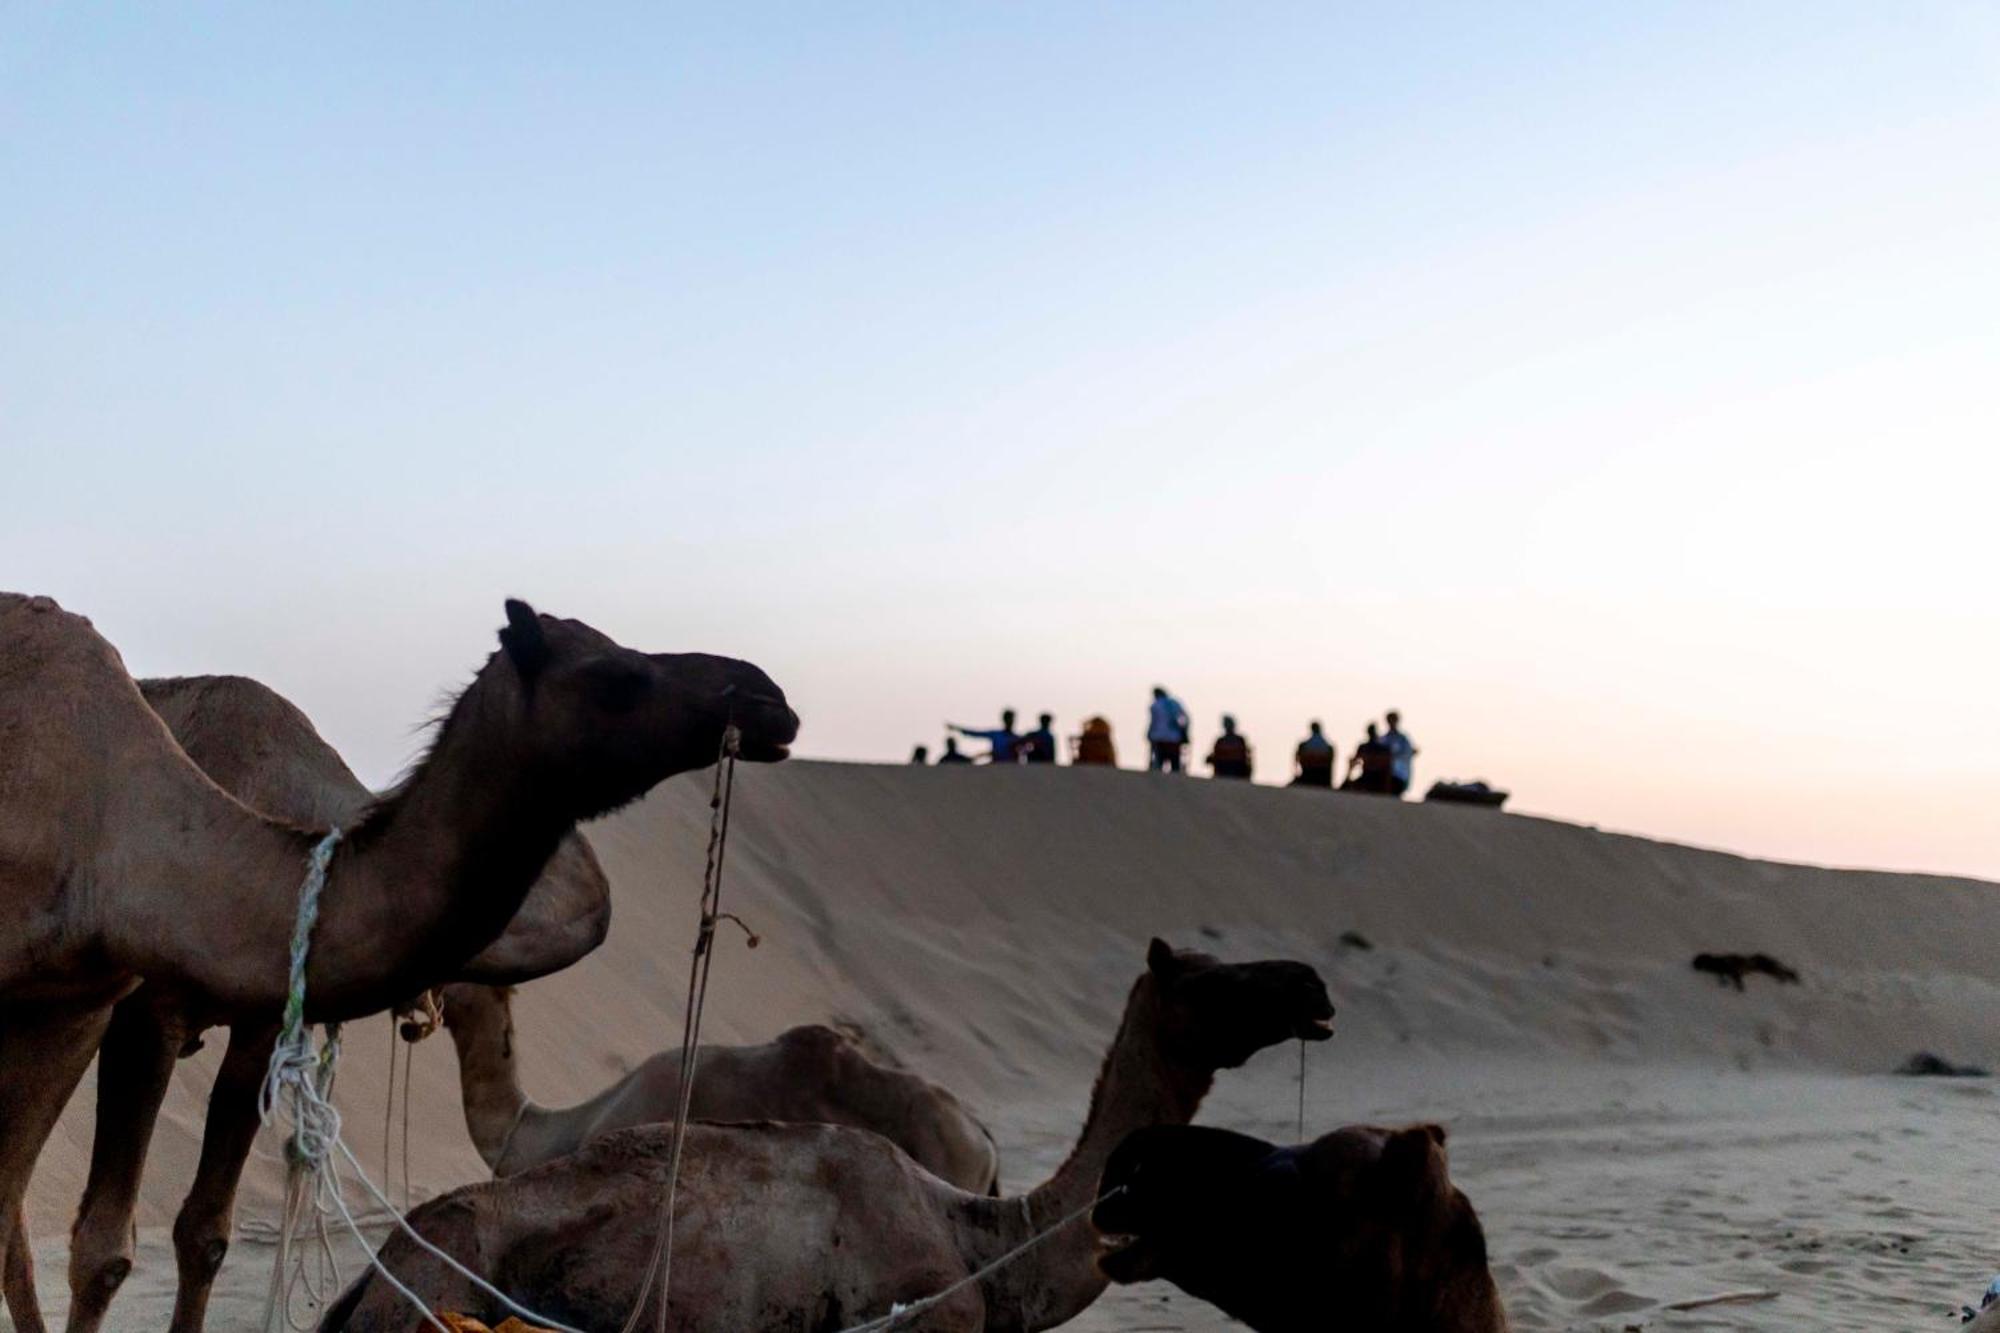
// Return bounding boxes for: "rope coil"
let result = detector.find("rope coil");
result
[257,827,586,1333]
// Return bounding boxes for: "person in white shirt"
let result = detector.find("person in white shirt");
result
[1147,686,1191,773]
[1382,709,1418,796]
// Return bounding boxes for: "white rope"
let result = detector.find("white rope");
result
[834,1187,1125,1333]
[256,827,587,1333]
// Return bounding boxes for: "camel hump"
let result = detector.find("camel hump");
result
[2,591,69,617]
[0,591,131,688]
[775,1024,859,1058]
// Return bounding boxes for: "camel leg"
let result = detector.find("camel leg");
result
[167,1021,277,1333]
[65,998,186,1333]
[4,1200,51,1333]
[0,1002,117,1331]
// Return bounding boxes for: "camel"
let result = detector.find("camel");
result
[0,593,798,1330]
[0,671,613,1333]
[1093,1123,1510,1332]
[320,938,1335,1332]
[437,982,1001,1193]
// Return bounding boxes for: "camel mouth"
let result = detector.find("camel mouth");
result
[1094,1233,1154,1283]
[731,699,800,763]
[1295,1013,1336,1041]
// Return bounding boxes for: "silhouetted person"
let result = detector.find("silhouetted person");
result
[910,744,929,764]
[1021,712,1058,764]
[1148,686,1191,773]
[1072,715,1118,766]
[1383,709,1418,797]
[950,709,1023,764]
[1292,721,1335,788]
[936,736,973,765]
[1206,715,1253,780]
[1345,722,1392,793]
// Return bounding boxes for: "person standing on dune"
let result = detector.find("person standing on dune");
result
[1383,709,1418,796]
[1148,686,1191,773]
[949,710,1023,764]
[1021,712,1059,764]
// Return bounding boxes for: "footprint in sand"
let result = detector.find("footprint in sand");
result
[1541,1264,1652,1316]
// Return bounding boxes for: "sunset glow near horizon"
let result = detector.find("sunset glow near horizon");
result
[4,5,1995,881]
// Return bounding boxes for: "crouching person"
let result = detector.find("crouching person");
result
[1093,1122,1509,1333]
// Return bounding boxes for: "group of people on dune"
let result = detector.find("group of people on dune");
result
[918,693,1421,794]
[0,591,1506,1333]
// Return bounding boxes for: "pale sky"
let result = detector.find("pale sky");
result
[4,5,1995,880]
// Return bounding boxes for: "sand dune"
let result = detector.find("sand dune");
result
[15,761,2000,1330]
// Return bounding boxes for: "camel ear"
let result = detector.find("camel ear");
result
[1375,1125,1450,1216]
[1147,938,1179,977]
[500,599,550,682]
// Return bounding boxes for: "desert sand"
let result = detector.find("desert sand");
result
[12,760,2000,1331]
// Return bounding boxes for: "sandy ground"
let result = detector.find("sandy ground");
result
[14,761,2000,1330]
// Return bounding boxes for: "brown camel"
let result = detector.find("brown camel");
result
[1092,1123,1510,1332]
[437,982,1000,1193]
[0,593,798,1330]
[0,671,613,1333]
[320,939,1335,1332]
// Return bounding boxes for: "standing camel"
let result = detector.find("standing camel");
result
[0,593,798,1325]
[321,939,1335,1332]
[1,671,612,1333]
[437,982,1001,1192]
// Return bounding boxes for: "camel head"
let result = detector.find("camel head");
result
[492,599,799,818]
[1145,937,1334,1073]
[1094,1123,1506,1331]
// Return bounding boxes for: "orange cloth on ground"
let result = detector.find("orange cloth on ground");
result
[439,1316,559,1333]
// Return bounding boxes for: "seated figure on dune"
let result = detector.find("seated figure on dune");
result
[1094,1122,1509,1333]
[1343,722,1393,793]
[320,940,1335,1333]
[1293,720,1336,788]
[1206,715,1253,780]
[1071,715,1117,765]
[435,982,1001,1193]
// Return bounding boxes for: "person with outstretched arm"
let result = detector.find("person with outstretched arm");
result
[949,709,1024,764]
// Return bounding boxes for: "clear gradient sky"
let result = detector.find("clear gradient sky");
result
[4,5,1995,880]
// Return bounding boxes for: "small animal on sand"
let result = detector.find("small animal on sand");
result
[1690,952,1800,991]
[1093,1122,1509,1333]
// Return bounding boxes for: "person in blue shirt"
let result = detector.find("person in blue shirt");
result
[1021,712,1058,764]
[949,710,1023,764]
[1147,687,1191,773]
[1382,710,1418,796]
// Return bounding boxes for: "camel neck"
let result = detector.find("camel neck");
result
[297,673,571,1018]
[955,976,1212,1332]
[442,987,536,1174]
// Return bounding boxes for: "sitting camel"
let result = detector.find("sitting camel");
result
[438,982,1001,1192]
[0,595,797,1330]
[1,672,611,1333]
[1093,1123,1509,1332]
[320,939,1334,1332]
